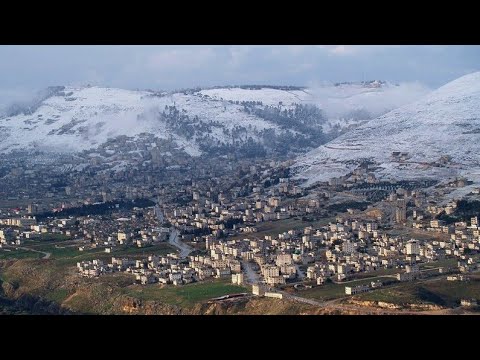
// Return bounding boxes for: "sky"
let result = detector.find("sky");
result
[0,45,479,109]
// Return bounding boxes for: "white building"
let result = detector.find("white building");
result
[406,240,420,255]
[345,284,370,295]
[342,241,355,254]
[231,273,244,285]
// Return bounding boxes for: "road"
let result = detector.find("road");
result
[168,228,193,258]
[278,290,341,308]
[5,245,51,259]
[279,268,480,314]
[242,260,260,285]
[155,204,193,258]
[332,274,397,285]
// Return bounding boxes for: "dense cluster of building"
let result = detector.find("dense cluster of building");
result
[2,149,480,310]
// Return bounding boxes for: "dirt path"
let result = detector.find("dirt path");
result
[4,245,51,259]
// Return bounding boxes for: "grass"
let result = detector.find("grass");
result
[15,241,178,267]
[54,244,175,266]
[232,216,335,240]
[300,277,395,302]
[0,249,43,260]
[111,243,175,256]
[54,249,110,266]
[45,288,70,303]
[386,227,450,241]
[355,277,480,308]
[419,258,457,270]
[0,272,12,284]
[348,267,399,279]
[61,273,135,314]
[300,282,346,301]
[32,244,82,258]
[38,233,70,242]
[124,278,248,308]
[0,240,200,314]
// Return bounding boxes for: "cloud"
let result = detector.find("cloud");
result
[0,88,39,114]
[228,46,253,68]
[308,81,431,119]
[147,47,216,71]
[329,45,358,55]
[318,45,405,56]
[0,45,478,105]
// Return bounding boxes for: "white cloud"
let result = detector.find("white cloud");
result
[285,45,309,55]
[0,45,477,104]
[228,46,253,68]
[147,47,216,71]
[308,81,431,118]
[318,45,405,56]
[0,88,38,113]
[330,45,357,55]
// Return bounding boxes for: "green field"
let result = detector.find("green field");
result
[349,268,400,279]
[419,258,458,270]
[54,244,176,266]
[4,241,177,267]
[38,233,70,242]
[0,249,43,260]
[32,244,83,258]
[125,278,248,308]
[111,244,176,256]
[300,277,396,302]
[53,249,111,266]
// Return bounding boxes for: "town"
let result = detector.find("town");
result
[1,153,480,313]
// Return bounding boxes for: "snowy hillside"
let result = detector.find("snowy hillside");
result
[201,82,429,115]
[0,86,275,156]
[0,82,429,158]
[199,87,312,107]
[293,72,480,186]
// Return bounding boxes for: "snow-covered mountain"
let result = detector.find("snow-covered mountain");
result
[200,82,430,131]
[0,82,429,158]
[293,71,480,187]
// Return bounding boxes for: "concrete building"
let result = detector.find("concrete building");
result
[395,199,407,224]
[252,284,265,296]
[471,216,478,228]
[262,265,280,278]
[264,292,283,299]
[275,253,293,266]
[345,284,370,295]
[231,273,244,285]
[396,272,417,281]
[406,240,420,255]
[342,241,355,254]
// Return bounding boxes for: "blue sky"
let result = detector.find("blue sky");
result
[0,45,479,108]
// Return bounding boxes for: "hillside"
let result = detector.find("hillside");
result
[293,71,480,189]
[0,82,429,164]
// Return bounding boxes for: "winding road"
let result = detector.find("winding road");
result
[168,228,193,258]
[155,204,192,258]
[4,245,51,259]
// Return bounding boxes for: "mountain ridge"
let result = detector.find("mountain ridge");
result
[0,82,430,163]
[293,71,480,190]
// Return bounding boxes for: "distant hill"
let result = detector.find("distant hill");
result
[0,83,429,163]
[293,72,480,191]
